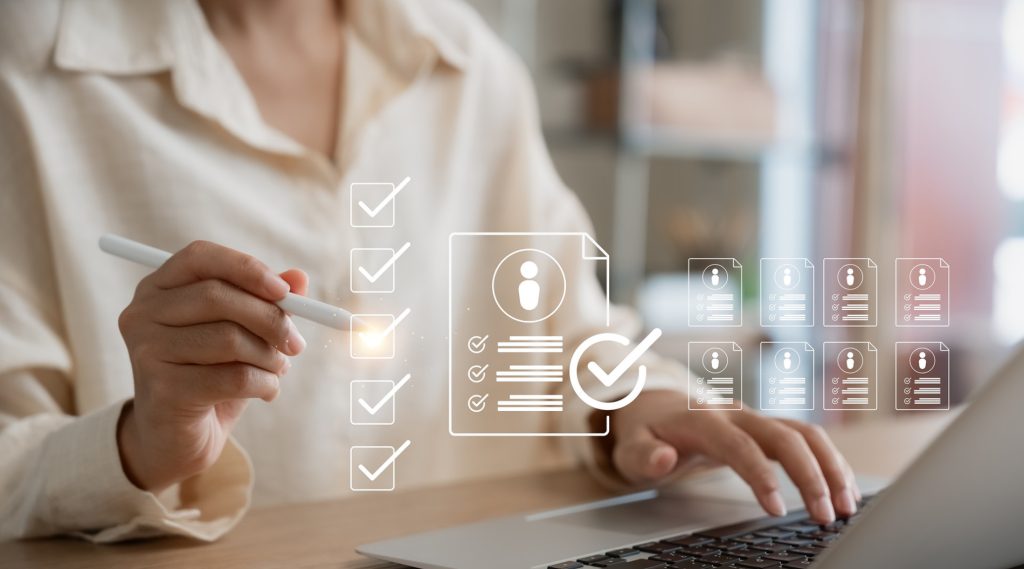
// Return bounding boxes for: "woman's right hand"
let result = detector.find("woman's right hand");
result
[115,240,307,492]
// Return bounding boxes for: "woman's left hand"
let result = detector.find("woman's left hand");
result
[610,390,861,524]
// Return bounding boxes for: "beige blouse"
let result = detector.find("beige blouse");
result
[0,0,689,542]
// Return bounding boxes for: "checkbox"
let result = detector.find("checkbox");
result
[467,364,488,383]
[350,441,411,492]
[350,309,410,359]
[350,177,410,228]
[350,243,410,293]
[467,335,488,354]
[350,374,410,425]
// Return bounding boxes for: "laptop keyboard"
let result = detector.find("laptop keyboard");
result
[546,497,871,569]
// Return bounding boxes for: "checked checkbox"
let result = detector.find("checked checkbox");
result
[350,177,411,228]
[349,440,411,492]
[350,374,411,425]
[351,308,411,359]
[350,242,411,293]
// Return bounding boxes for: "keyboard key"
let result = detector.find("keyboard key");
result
[638,542,683,554]
[732,535,772,545]
[607,549,642,558]
[755,529,795,540]
[592,559,629,567]
[775,539,814,547]
[664,536,715,547]
[711,542,749,552]
[650,553,691,563]
[784,561,814,569]
[787,547,819,557]
[549,562,583,569]
[750,544,790,554]
[764,553,805,563]
[737,560,784,568]
[578,554,612,564]
[679,546,722,558]
[614,560,668,569]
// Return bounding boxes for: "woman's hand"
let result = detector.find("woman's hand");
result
[610,390,861,524]
[116,240,308,492]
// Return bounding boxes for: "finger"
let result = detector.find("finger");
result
[180,363,281,403]
[781,419,860,517]
[145,240,290,301]
[612,426,679,484]
[666,414,787,517]
[159,321,289,374]
[738,415,835,523]
[149,279,305,355]
[279,269,308,297]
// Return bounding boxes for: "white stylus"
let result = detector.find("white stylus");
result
[99,234,355,331]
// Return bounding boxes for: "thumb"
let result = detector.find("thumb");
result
[612,426,679,484]
[279,269,309,296]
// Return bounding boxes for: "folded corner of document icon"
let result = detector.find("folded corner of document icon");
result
[448,232,612,436]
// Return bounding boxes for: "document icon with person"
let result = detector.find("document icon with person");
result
[761,258,815,327]
[688,341,743,410]
[449,232,612,436]
[759,342,815,411]
[823,342,878,410]
[895,342,951,410]
[824,258,878,327]
[895,258,950,327]
[688,258,743,327]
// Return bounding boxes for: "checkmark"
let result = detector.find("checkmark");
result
[357,373,411,415]
[356,242,411,284]
[467,335,489,354]
[467,393,489,412]
[356,440,412,481]
[357,176,411,218]
[587,328,663,388]
[467,364,489,383]
[358,307,411,344]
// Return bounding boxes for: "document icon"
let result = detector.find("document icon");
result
[449,232,611,436]
[688,258,743,327]
[688,341,743,410]
[895,258,950,327]
[823,342,878,410]
[759,342,815,411]
[761,258,815,327]
[824,258,878,327]
[895,342,950,410]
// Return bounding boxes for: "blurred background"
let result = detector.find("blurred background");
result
[464,0,1022,424]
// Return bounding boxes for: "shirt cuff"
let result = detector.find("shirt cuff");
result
[40,400,252,542]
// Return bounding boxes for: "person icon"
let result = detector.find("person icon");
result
[918,350,928,371]
[918,267,928,287]
[711,267,720,287]
[711,351,720,371]
[846,267,856,288]
[783,351,792,371]
[846,351,855,370]
[517,261,540,311]
[783,267,792,288]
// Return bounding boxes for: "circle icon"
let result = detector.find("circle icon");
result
[569,332,656,411]
[838,264,863,290]
[774,264,800,290]
[491,248,566,323]
[909,264,935,291]
[836,347,863,374]
[774,348,800,373]
[701,348,729,374]
[702,264,728,290]
[909,347,935,374]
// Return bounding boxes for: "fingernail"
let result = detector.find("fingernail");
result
[765,491,787,517]
[286,319,306,354]
[838,489,857,516]
[814,495,836,523]
[266,274,290,298]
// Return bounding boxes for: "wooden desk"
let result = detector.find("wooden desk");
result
[0,413,954,569]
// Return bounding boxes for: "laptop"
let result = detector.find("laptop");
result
[358,345,1024,569]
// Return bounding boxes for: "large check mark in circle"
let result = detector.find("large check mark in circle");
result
[569,331,656,411]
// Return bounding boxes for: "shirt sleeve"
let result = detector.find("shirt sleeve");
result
[0,63,251,543]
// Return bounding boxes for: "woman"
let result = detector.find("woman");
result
[0,0,858,542]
